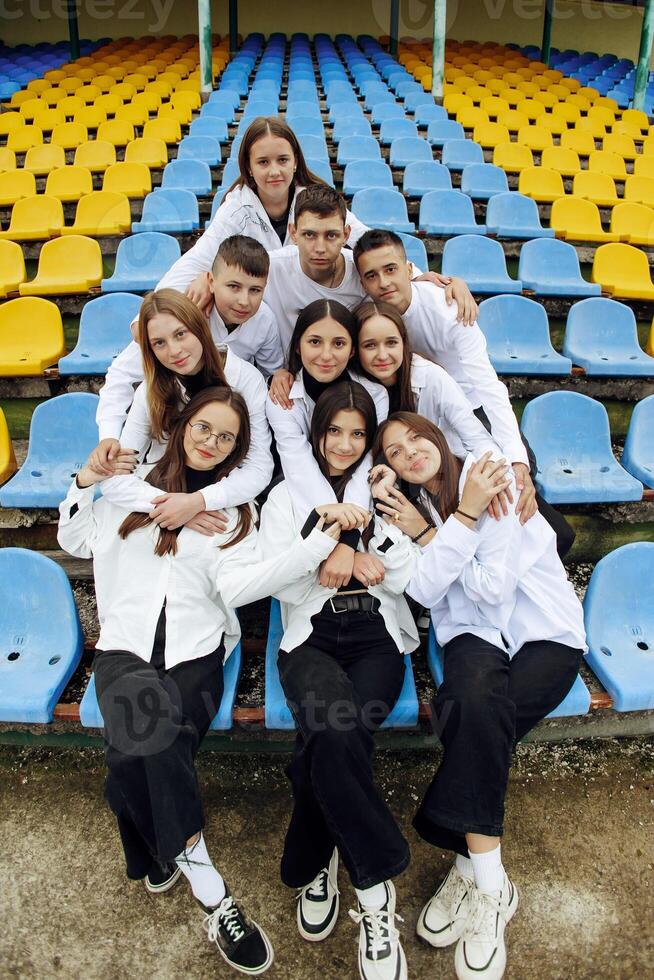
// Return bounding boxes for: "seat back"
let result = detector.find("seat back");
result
[59,292,144,373]
[622,395,654,487]
[389,136,431,166]
[485,191,543,231]
[519,237,593,287]
[337,135,381,163]
[592,241,652,288]
[521,389,613,463]
[0,296,64,374]
[161,159,212,195]
[45,165,93,201]
[351,187,412,231]
[4,194,63,236]
[74,140,116,173]
[460,162,508,198]
[135,188,199,232]
[397,233,428,272]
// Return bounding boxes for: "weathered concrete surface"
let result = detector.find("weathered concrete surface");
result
[0,739,652,980]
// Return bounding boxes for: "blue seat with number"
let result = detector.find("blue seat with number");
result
[478,295,572,375]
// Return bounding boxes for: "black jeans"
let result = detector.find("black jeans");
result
[278,603,409,890]
[93,644,224,879]
[413,632,583,856]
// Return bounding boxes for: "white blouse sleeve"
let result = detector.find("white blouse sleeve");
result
[57,480,101,559]
[96,340,144,442]
[368,518,419,595]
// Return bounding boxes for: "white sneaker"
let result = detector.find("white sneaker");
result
[416,862,474,948]
[454,873,519,980]
[296,849,340,942]
[349,880,408,980]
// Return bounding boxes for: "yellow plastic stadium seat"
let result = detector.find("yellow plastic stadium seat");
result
[132,91,161,114]
[0,408,17,485]
[518,166,565,202]
[96,120,135,147]
[588,105,616,129]
[610,202,654,246]
[32,107,65,133]
[602,132,636,161]
[0,169,36,206]
[24,79,49,96]
[497,87,523,108]
[591,242,654,300]
[124,137,168,169]
[473,122,509,149]
[0,195,64,241]
[621,108,649,134]
[624,175,654,207]
[533,90,558,110]
[550,197,618,243]
[111,82,137,103]
[115,104,150,128]
[0,112,24,138]
[102,161,151,198]
[75,84,101,105]
[552,102,581,126]
[516,124,552,152]
[95,93,122,118]
[572,171,619,207]
[492,142,534,173]
[568,92,592,113]
[73,106,107,129]
[641,135,654,157]
[515,98,545,123]
[457,107,489,129]
[51,122,88,150]
[560,130,596,157]
[60,76,83,95]
[634,156,654,179]
[0,296,65,375]
[648,320,654,357]
[143,117,182,145]
[62,191,132,236]
[588,150,627,180]
[613,119,647,141]
[479,96,509,119]
[59,95,84,119]
[19,97,46,121]
[443,92,473,115]
[7,125,43,154]
[73,140,116,175]
[18,235,103,296]
[540,146,581,176]
[158,102,192,126]
[0,148,16,173]
[496,109,528,132]
[94,74,116,93]
[574,118,605,142]
[45,166,94,203]
[124,73,148,91]
[0,241,26,297]
[172,90,201,111]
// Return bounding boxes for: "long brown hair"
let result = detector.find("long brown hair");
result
[353,301,416,412]
[118,387,253,556]
[230,115,327,195]
[372,411,462,522]
[310,381,377,502]
[137,289,228,442]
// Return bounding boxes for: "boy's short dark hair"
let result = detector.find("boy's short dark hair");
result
[212,235,270,278]
[294,185,347,226]
[352,229,407,268]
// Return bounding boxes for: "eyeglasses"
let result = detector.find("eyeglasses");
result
[187,421,237,449]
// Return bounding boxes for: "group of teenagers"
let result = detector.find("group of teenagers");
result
[57,117,588,980]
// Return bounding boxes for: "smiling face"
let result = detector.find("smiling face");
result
[147,311,204,376]
[290,209,351,282]
[320,408,368,475]
[209,258,267,325]
[182,400,241,471]
[248,133,296,206]
[298,315,353,382]
[381,419,442,486]
[357,244,413,314]
[358,313,404,386]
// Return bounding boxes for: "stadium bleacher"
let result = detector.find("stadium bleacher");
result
[0,30,652,738]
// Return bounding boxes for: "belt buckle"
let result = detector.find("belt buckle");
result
[329,596,348,614]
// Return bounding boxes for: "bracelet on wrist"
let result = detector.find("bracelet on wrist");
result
[456,508,478,523]
[412,522,435,543]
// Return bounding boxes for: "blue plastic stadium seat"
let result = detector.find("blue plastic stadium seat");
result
[460,163,509,201]
[0,549,83,723]
[364,90,394,112]
[331,116,372,144]
[297,134,329,162]
[441,139,485,171]
[478,295,572,375]
[208,89,240,110]
[132,189,199,233]
[59,292,143,374]
[352,187,415,233]
[584,543,654,711]
[286,102,322,123]
[337,136,382,166]
[328,101,365,125]
[405,90,435,113]
[403,161,452,198]
[518,238,601,297]
[419,190,487,236]
[389,136,432,168]
[177,135,221,167]
[159,159,212,197]
[306,158,334,188]
[371,103,407,127]
[378,118,416,144]
[427,120,465,146]
[622,395,654,488]
[265,599,418,729]
[427,626,590,718]
[0,392,100,507]
[80,642,242,729]
[288,115,325,139]
[442,235,523,293]
[414,104,449,128]
[398,233,428,273]
[202,102,235,125]
[521,391,643,503]
[485,192,554,239]
[219,158,239,190]
[562,297,654,376]
[189,116,229,142]
[343,160,393,196]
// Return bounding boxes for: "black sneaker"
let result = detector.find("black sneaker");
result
[144,860,182,895]
[202,890,274,975]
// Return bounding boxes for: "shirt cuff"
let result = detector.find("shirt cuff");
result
[97,420,123,442]
[67,479,96,505]
[299,527,339,563]
[428,512,478,557]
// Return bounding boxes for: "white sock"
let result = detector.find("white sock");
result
[355,881,387,911]
[469,844,504,895]
[175,832,226,908]
[455,852,475,881]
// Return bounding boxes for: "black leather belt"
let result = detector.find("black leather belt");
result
[328,594,381,614]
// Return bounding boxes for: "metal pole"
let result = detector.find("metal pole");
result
[634,0,654,112]
[67,0,80,62]
[390,0,399,58]
[229,0,238,57]
[541,0,554,66]
[198,0,212,97]
[431,0,446,102]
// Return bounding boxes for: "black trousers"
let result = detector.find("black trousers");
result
[93,643,224,880]
[413,633,583,856]
[278,603,410,890]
